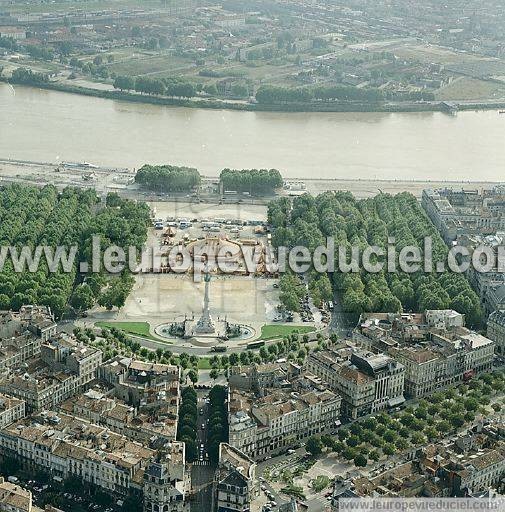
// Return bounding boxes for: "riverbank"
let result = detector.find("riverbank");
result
[6,77,505,113]
[0,157,502,200]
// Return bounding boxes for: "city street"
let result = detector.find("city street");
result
[190,390,215,512]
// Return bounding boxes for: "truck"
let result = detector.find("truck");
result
[211,345,227,352]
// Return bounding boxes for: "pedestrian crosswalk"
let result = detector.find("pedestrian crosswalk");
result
[193,460,211,466]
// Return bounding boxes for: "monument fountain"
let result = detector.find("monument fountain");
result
[183,272,228,338]
[154,270,253,346]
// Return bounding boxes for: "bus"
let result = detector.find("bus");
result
[246,340,265,350]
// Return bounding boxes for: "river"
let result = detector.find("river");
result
[1,82,505,181]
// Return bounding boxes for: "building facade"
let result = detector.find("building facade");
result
[0,394,25,429]
[215,443,257,512]
[487,310,505,356]
[306,350,405,420]
[0,412,189,511]
[229,387,341,459]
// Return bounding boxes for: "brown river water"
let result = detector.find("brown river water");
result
[1,83,505,181]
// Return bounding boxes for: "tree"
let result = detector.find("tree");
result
[135,164,201,193]
[395,438,409,450]
[70,283,95,311]
[113,75,135,91]
[239,351,250,365]
[354,454,367,467]
[449,413,465,429]
[231,83,248,98]
[337,429,348,441]
[383,444,395,456]
[229,353,239,366]
[306,436,323,456]
[98,278,131,310]
[411,432,425,445]
[346,435,360,447]
[10,67,49,85]
[187,369,198,385]
[369,450,380,462]
[436,419,452,433]
[280,290,300,313]
[219,168,283,196]
[342,447,356,460]
[0,294,10,310]
[424,427,438,441]
[59,41,73,56]
[203,83,218,95]
[209,368,219,381]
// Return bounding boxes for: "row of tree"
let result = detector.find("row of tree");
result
[9,67,49,85]
[177,387,199,462]
[0,36,66,62]
[255,84,435,104]
[135,164,201,193]
[219,168,283,195]
[268,192,483,326]
[279,272,306,312]
[207,385,228,464]
[113,75,196,98]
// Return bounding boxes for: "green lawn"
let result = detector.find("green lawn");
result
[95,321,171,343]
[198,357,212,369]
[259,324,315,341]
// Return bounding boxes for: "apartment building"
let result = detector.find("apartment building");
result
[422,187,505,316]
[0,412,189,511]
[422,187,505,244]
[355,310,495,398]
[0,306,56,373]
[0,477,33,512]
[99,357,180,408]
[447,447,505,495]
[228,363,289,393]
[0,393,25,429]
[143,444,189,512]
[0,334,102,412]
[228,386,341,459]
[0,411,152,493]
[59,387,178,444]
[306,349,405,420]
[0,27,27,40]
[487,310,505,356]
[485,284,505,317]
[214,443,257,512]
[453,232,505,315]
